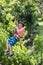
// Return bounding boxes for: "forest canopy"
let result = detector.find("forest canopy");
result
[0,0,43,65]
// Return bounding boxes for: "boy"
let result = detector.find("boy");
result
[5,21,25,58]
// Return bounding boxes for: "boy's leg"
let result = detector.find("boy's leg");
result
[8,44,14,58]
[9,44,13,55]
[6,43,9,51]
[4,43,9,55]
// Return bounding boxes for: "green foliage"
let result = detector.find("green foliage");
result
[14,0,38,25]
[0,0,43,65]
[34,35,43,51]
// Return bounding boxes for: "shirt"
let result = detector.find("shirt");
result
[17,27,24,37]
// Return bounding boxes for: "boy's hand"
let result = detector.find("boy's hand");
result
[15,26,18,29]
[14,26,18,33]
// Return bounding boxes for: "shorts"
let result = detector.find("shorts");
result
[7,36,17,46]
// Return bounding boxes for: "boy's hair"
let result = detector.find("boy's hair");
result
[18,21,24,27]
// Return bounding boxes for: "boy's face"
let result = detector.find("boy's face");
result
[18,23,23,29]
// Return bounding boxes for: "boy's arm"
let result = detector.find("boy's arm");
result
[14,26,18,33]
